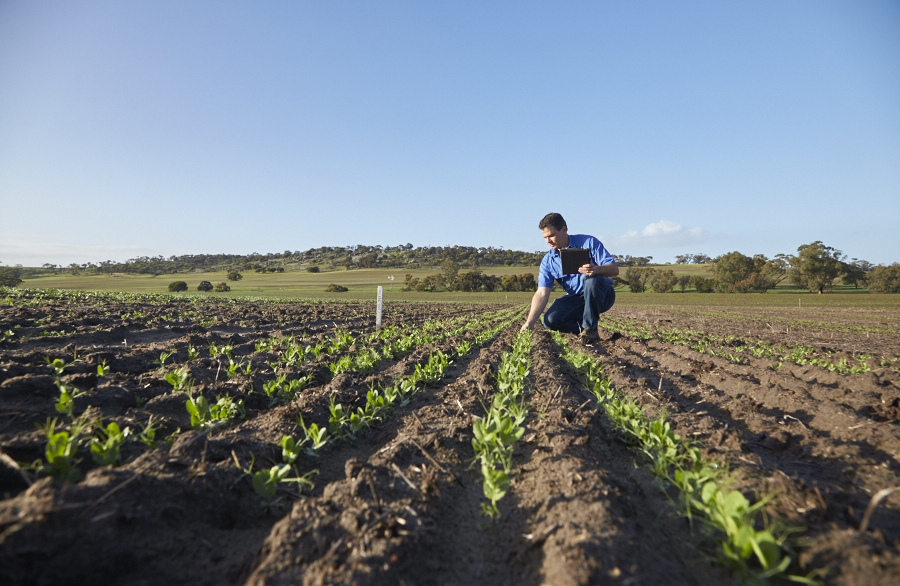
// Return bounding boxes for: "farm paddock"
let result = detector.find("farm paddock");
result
[0,289,898,585]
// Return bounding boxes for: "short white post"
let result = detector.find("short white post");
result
[376,286,384,329]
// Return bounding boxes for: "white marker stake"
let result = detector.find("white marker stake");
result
[376,286,384,329]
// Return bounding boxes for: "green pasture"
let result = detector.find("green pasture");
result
[19,267,896,310]
[20,267,541,304]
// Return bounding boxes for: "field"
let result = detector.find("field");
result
[1,287,899,585]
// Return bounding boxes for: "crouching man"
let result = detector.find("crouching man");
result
[520,213,618,342]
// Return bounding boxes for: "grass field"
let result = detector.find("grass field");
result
[19,265,892,308]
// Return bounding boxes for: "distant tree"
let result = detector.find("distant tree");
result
[0,266,23,287]
[691,276,716,293]
[692,254,711,264]
[622,267,655,293]
[517,273,537,291]
[197,281,213,292]
[214,282,231,292]
[358,252,378,268]
[306,266,320,273]
[441,259,460,291]
[651,269,677,293]
[841,258,871,289]
[501,273,537,292]
[711,252,755,292]
[227,270,243,281]
[401,274,420,291]
[675,254,692,265]
[325,284,348,292]
[453,270,501,292]
[788,241,844,293]
[456,270,485,292]
[168,281,188,292]
[866,264,900,293]
[415,275,441,292]
[616,255,653,267]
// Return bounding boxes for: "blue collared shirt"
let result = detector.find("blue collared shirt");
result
[538,234,615,295]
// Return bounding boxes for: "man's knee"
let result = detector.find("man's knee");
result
[542,310,566,330]
[585,277,615,313]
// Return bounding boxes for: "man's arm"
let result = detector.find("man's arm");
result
[521,286,552,331]
[578,262,619,277]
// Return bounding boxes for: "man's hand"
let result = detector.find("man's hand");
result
[578,263,598,277]
[579,262,619,278]
[523,286,552,333]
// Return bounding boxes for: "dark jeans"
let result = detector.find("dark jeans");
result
[542,276,616,334]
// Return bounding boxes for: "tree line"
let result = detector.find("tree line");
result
[26,245,546,276]
[401,260,538,293]
[617,242,899,294]
[2,240,898,293]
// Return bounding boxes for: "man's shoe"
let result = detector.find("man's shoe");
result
[580,328,600,343]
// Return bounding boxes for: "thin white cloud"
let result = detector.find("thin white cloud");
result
[604,220,708,250]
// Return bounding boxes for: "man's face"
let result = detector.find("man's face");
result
[541,225,569,251]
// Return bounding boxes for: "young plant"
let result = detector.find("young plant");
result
[96,359,110,376]
[186,394,246,430]
[54,381,79,418]
[35,418,85,483]
[139,416,159,448]
[165,365,193,393]
[187,345,200,361]
[280,434,307,464]
[262,373,313,406]
[251,464,316,509]
[155,351,173,367]
[90,420,130,466]
[297,415,328,453]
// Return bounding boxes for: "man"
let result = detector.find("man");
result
[521,213,618,342]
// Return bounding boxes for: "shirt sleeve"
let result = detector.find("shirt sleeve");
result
[538,253,556,288]
[588,237,615,266]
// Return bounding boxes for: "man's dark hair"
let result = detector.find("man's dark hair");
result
[539,213,566,231]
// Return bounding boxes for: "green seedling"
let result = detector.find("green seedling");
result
[297,415,328,453]
[90,420,130,466]
[155,351,173,367]
[1,329,13,343]
[329,355,352,376]
[262,373,313,406]
[35,417,84,483]
[187,345,200,361]
[225,358,244,378]
[44,356,67,377]
[186,394,246,430]
[480,463,509,520]
[139,416,159,448]
[251,464,316,509]
[165,365,193,393]
[96,359,109,376]
[208,342,233,358]
[280,434,307,464]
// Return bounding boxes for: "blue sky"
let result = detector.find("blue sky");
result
[1,0,898,267]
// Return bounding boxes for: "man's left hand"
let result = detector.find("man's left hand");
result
[578,263,599,277]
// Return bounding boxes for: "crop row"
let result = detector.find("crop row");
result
[249,310,525,507]
[21,305,523,502]
[472,329,533,519]
[550,331,819,584]
[599,316,898,374]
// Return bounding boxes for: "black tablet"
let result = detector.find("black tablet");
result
[560,248,590,274]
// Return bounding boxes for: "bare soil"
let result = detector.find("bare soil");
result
[1,294,898,585]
